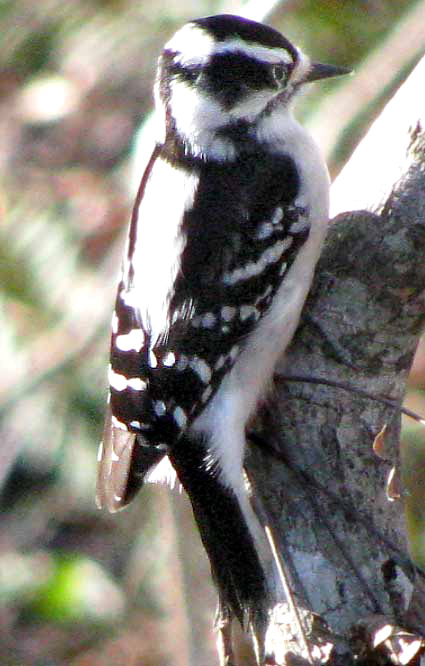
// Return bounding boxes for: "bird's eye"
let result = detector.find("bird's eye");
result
[272,64,288,86]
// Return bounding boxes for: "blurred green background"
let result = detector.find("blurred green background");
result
[1,1,424,664]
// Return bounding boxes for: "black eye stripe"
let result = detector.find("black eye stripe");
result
[165,50,294,93]
[206,52,272,91]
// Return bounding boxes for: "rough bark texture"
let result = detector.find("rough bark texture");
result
[244,56,425,664]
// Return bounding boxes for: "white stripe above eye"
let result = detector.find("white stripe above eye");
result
[165,23,295,68]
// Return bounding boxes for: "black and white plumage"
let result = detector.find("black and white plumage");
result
[97,14,349,626]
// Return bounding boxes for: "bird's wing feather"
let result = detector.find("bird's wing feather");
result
[96,405,138,512]
[97,145,309,509]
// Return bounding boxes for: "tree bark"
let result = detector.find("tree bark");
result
[245,55,425,665]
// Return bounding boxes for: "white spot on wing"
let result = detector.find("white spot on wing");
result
[108,366,128,392]
[190,357,212,384]
[127,377,147,391]
[240,305,259,321]
[289,217,310,234]
[149,349,158,368]
[173,406,187,429]
[111,415,127,430]
[177,355,188,371]
[154,400,166,417]
[115,329,145,352]
[111,312,119,334]
[223,239,289,285]
[271,207,284,224]
[202,312,216,328]
[223,267,243,285]
[256,222,274,240]
[162,351,176,367]
[230,346,240,362]
[201,385,213,403]
[221,306,236,322]
[264,238,292,263]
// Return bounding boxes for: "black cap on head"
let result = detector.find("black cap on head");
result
[194,14,299,62]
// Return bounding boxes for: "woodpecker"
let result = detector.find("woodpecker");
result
[97,13,349,626]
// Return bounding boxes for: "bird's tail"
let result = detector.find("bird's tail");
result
[96,406,167,512]
[168,434,270,626]
[97,411,271,624]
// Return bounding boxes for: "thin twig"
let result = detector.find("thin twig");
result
[276,374,425,425]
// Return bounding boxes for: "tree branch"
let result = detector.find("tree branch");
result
[246,55,425,665]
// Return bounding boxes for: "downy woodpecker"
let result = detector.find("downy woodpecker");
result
[97,13,349,625]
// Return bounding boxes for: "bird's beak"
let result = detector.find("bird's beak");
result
[304,61,352,83]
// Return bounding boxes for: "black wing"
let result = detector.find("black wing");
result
[97,144,309,511]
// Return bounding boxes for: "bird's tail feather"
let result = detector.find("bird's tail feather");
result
[168,434,269,626]
[96,406,166,512]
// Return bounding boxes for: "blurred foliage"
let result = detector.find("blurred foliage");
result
[0,0,424,664]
